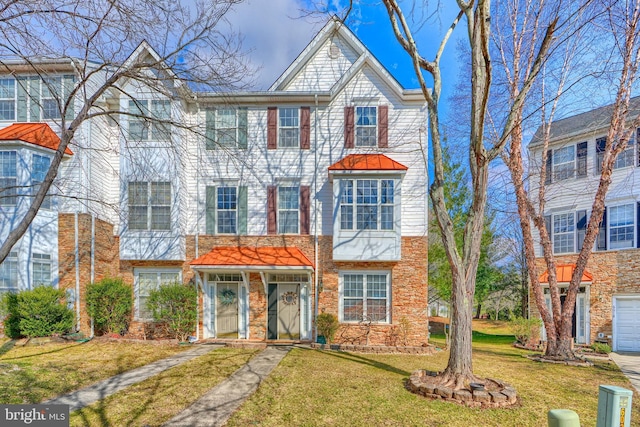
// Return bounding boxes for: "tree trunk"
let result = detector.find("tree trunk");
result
[475,303,482,319]
[442,272,478,389]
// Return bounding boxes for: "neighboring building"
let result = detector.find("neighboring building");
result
[528,97,640,352]
[0,18,430,345]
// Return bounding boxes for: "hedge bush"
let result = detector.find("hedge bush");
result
[509,317,542,347]
[86,278,132,335]
[316,312,339,344]
[147,283,197,341]
[7,286,74,338]
[1,292,22,338]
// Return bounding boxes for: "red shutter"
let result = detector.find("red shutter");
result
[378,105,388,148]
[344,106,354,148]
[267,186,277,234]
[300,186,310,235]
[267,107,277,149]
[301,107,310,149]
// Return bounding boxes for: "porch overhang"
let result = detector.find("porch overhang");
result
[190,246,314,294]
[539,264,593,283]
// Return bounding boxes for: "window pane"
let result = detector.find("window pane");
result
[0,151,17,206]
[159,272,180,284]
[150,206,171,230]
[553,146,575,181]
[150,182,171,205]
[366,299,387,322]
[278,108,299,147]
[343,299,363,322]
[340,205,353,230]
[279,187,299,209]
[0,79,15,121]
[355,127,376,147]
[553,213,575,254]
[356,107,377,126]
[129,206,148,230]
[356,106,377,147]
[357,205,377,230]
[151,100,171,141]
[0,252,18,292]
[278,211,298,234]
[366,274,387,298]
[610,204,634,249]
[343,274,364,297]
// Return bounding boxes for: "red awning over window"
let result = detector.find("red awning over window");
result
[328,153,408,171]
[539,264,593,283]
[0,123,73,155]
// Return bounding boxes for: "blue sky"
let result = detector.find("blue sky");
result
[226,0,466,109]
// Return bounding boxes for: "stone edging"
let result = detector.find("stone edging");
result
[309,342,437,354]
[525,354,594,367]
[406,370,518,408]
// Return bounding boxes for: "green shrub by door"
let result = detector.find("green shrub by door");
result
[86,278,133,336]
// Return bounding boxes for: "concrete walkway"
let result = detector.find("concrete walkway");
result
[610,352,640,393]
[44,343,224,411]
[163,346,291,427]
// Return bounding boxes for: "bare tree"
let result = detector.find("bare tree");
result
[0,0,249,263]
[502,0,640,359]
[370,0,559,388]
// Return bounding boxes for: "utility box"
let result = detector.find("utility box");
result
[596,385,633,427]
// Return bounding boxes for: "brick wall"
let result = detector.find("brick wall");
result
[58,213,118,335]
[531,250,640,344]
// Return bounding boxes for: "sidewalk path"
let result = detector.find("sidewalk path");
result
[610,352,640,393]
[44,343,224,411]
[163,346,290,427]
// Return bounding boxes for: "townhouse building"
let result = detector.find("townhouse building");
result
[528,97,640,352]
[0,18,430,345]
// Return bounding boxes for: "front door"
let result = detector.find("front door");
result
[267,283,300,340]
[216,283,239,338]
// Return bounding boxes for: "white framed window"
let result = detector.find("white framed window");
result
[128,181,172,231]
[32,154,52,209]
[340,271,390,323]
[0,79,16,121]
[41,77,62,120]
[32,253,51,286]
[278,186,299,234]
[215,108,238,147]
[597,136,636,173]
[355,106,377,147]
[217,186,237,234]
[0,251,18,293]
[135,269,181,319]
[609,203,635,249]
[553,146,575,181]
[553,212,575,254]
[128,99,171,141]
[278,107,299,148]
[0,151,17,206]
[340,179,395,231]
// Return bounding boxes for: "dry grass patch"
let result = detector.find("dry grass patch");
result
[0,339,188,404]
[228,341,640,427]
[70,347,258,427]
[472,319,514,336]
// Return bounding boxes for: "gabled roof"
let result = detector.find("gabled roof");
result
[529,96,640,148]
[191,246,314,269]
[328,154,408,171]
[0,123,73,155]
[539,264,593,283]
[269,16,423,101]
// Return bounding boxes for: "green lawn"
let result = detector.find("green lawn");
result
[71,347,258,427]
[0,339,188,404]
[228,336,640,426]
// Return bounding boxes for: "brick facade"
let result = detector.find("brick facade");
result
[531,251,640,345]
[58,232,429,345]
[58,213,118,335]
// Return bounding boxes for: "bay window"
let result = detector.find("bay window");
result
[0,151,17,206]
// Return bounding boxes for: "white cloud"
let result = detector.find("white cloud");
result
[225,0,324,90]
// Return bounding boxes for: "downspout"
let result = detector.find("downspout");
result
[74,212,80,332]
[195,95,201,340]
[88,121,95,284]
[313,94,319,342]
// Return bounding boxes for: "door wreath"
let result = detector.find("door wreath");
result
[281,291,298,305]
[219,288,236,305]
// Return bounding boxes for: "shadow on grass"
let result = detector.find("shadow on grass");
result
[306,346,413,377]
[1,341,86,361]
[0,340,15,357]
